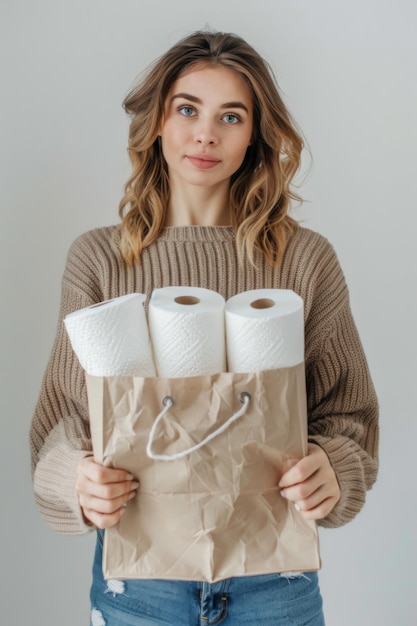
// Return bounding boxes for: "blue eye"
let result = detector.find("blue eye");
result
[178,106,195,117]
[223,114,240,124]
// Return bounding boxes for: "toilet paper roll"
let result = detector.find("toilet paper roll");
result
[64,293,156,377]
[149,287,226,378]
[225,289,304,372]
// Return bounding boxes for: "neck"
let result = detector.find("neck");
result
[164,180,232,227]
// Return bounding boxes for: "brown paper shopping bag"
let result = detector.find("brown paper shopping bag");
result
[86,365,320,582]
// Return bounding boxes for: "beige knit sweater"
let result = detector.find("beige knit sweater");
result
[30,224,379,534]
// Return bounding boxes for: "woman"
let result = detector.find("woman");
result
[30,30,379,625]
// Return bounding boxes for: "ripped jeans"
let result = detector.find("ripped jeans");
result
[90,530,325,625]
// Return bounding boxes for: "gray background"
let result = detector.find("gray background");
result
[1,1,416,624]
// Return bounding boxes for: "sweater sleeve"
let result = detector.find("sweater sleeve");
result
[303,242,379,528]
[29,236,104,534]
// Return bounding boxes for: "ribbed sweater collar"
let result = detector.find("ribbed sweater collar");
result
[157,226,235,243]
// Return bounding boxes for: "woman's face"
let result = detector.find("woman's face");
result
[160,64,253,194]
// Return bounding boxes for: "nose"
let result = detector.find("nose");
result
[194,118,218,145]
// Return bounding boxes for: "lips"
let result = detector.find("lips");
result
[186,154,221,169]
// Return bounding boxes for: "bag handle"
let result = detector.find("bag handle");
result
[146,392,251,461]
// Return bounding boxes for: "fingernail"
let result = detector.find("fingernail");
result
[126,473,135,480]
[131,481,140,489]
[128,491,136,500]
[280,490,286,498]
[294,503,301,511]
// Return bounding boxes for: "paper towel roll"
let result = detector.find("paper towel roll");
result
[225,289,304,372]
[64,293,156,377]
[149,287,226,377]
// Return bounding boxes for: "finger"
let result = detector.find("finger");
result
[285,477,341,519]
[296,496,339,521]
[281,482,315,504]
[279,443,333,490]
[79,487,137,516]
[82,505,128,530]
[292,484,329,512]
[76,468,139,499]
[278,459,324,492]
[79,457,135,484]
[279,456,321,489]
[281,467,340,504]
[82,477,139,500]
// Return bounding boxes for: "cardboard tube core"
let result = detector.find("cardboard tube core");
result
[250,298,275,309]
[175,296,200,306]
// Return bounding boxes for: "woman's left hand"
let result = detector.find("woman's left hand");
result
[279,443,341,520]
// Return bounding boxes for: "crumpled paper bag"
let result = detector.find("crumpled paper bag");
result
[86,365,320,582]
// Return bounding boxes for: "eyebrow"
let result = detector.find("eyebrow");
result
[170,93,249,114]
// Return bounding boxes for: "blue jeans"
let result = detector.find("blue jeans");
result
[90,531,325,625]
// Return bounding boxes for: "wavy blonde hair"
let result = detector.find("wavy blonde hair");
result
[119,30,304,266]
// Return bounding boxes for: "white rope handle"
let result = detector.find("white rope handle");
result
[146,392,251,461]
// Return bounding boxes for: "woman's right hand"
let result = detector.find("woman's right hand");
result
[76,456,139,529]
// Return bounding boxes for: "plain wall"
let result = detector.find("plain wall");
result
[1,1,416,624]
